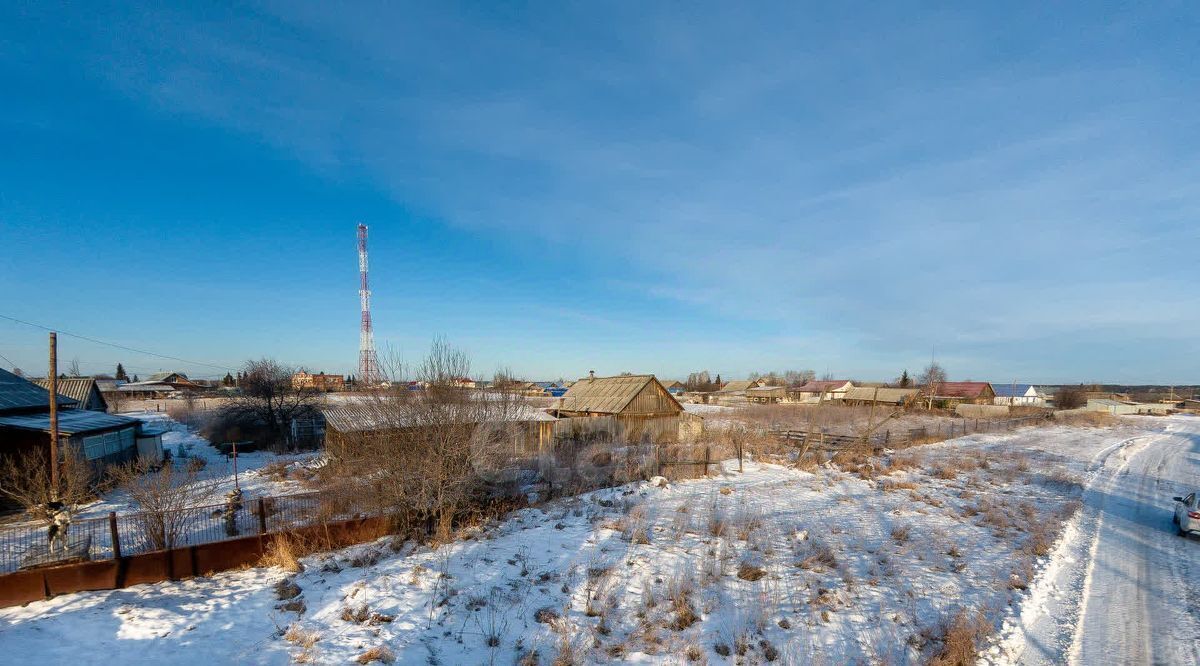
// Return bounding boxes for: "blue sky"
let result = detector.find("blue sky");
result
[1,2,1197,383]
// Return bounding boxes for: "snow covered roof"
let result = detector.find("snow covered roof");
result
[323,403,557,433]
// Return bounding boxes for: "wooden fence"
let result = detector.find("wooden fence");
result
[771,414,1048,451]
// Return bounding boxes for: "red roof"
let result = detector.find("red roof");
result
[933,382,992,398]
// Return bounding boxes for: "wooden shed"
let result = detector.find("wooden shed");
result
[550,374,697,443]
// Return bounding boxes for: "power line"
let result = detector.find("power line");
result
[0,312,236,373]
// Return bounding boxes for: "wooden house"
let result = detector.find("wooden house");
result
[550,374,701,443]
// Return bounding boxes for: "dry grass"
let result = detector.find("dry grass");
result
[1053,411,1116,427]
[261,534,306,573]
[355,646,395,664]
[284,624,321,650]
[929,608,991,665]
[890,524,911,544]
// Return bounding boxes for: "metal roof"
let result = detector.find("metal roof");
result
[557,375,680,414]
[32,377,104,407]
[114,382,176,392]
[0,368,78,414]
[842,387,919,403]
[991,383,1037,397]
[323,402,556,434]
[0,409,139,435]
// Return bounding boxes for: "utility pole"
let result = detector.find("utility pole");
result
[48,332,60,498]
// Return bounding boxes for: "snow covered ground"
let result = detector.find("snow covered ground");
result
[0,417,1185,664]
[984,414,1200,665]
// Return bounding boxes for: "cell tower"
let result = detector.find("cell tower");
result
[357,223,380,385]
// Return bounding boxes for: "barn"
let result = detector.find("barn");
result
[550,374,701,443]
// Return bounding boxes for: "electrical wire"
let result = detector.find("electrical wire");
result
[0,312,236,373]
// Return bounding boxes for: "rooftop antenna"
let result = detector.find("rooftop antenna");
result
[357,223,380,386]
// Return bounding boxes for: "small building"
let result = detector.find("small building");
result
[929,382,996,407]
[551,374,700,443]
[841,387,920,407]
[145,371,205,391]
[0,368,156,469]
[321,402,558,460]
[746,386,790,404]
[717,379,766,395]
[33,377,108,412]
[658,380,686,395]
[991,384,1046,407]
[292,370,347,392]
[793,380,855,403]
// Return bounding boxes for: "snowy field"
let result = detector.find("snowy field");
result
[0,417,1183,664]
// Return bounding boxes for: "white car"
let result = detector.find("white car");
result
[1172,493,1199,536]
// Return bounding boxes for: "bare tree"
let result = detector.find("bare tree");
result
[104,388,123,414]
[330,339,529,541]
[918,362,947,409]
[0,447,94,523]
[67,357,81,377]
[219,359,320,451]
[1055,386,1087,410]
[109,459,225,550]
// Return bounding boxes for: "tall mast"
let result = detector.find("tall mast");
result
[357,223,380,385]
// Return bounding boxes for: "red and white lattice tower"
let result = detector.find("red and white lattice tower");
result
[357,223,380,385]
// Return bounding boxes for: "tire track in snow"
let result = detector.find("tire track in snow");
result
[997,416,1200,666]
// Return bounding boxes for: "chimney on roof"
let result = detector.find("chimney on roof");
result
[588,370,595,380]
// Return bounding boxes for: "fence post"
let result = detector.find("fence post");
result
[257,497,268,534]
[109,511,121,560]
[703,446,710,477]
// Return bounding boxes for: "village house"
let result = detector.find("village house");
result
[291,370,347,392]
[549,373,702,443]
[0,368,161,469]
[991,383,1046,407]
[716,379,766,395]
[145,371,205,391]
[793,380,855,403]
[657,379,686,395]
[745,385,791,404]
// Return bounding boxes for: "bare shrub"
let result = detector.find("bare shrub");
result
[891,524,911,544]
[929,608,990,666]
[109,458,224,550]
[218,359,322,452]
[324,339,531,542]
[0,446,94,524]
